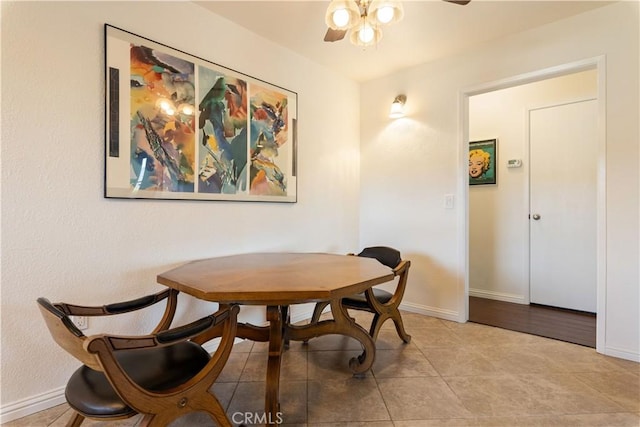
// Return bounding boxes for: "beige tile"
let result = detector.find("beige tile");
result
[391,311,449,329]
[421,346,500,377]
[308,350,372,380]
[51,413,141,426]
[377,377,473,420]
[447,322,547,346]
[304,334,363,352]
[469,343,565,374]
[251,339,308,353]
[394,413,640,426]
[307,378,390,423]
[373,329,418,350]
[309,422,394,427]
[241,350,308,382]
[249,340,271,353]
[217,351,250,383]
[227,381,307,425]
[530,340,631,373]
[168,411,218,426]
[211,382,239,410]
[279,381,308,424]
[232,338,255,353]
[575,371,640,411]
[445,373,626,417]
[226,381,267,422]
[372,349,439,378]
[2,404,70,427]
[408,327,465,349]
[604,356,640,374]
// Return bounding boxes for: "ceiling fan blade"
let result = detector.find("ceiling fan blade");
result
[324,28,347,42]
[443,0,471,5]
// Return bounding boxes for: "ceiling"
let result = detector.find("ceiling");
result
[196,1,612,82]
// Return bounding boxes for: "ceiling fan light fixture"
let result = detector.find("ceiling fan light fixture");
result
[369,0,404,26]
[350,20,382,47]
[325,0,360,30]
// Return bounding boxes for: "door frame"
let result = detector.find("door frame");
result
[457,56,607,353]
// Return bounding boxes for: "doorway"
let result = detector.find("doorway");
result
[460,58,606,351]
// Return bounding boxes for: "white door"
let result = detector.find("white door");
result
[529,99,598,313]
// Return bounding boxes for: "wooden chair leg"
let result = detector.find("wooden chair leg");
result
[65,412,85,427]
[303,301,330,343]
[311,301,329,323]
[281,305,290,349]
[201,392,233,427]
[391,310,411,343]
[368,313,388,342]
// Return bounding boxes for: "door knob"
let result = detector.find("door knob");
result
[532,214,541,220]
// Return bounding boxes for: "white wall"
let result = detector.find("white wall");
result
[360,2,639,360]
[0,1,360,417]
[468,70,597,303]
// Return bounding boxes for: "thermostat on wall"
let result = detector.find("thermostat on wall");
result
[507,159,522,168]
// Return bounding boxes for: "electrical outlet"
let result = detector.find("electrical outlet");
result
[70,315,88,330]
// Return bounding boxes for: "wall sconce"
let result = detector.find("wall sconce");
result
[389,94,406,118]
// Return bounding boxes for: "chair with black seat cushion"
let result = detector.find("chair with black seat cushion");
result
[37,289,239,427]
[309,246,411,343]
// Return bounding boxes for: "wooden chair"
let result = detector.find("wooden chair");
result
[37,289,239,427]
[309,246,411,343]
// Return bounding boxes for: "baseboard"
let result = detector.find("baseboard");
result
[604,346,640,362]
[398,301,460,322]
[0,386,66,424]
[469,288,526,304]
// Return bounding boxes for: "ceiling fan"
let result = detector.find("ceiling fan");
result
[324,0,471,46]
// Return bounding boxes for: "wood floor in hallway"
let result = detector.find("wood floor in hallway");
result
[469,296,596,348]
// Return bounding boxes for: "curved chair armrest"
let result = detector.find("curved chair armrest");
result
[392,259,410,276]
[363,259,410,310]
[85,304,238,352]
[55,289,174,316]
[53,289,179,334]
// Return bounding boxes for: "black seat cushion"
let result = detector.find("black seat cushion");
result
[66,341,210,418]
[343,288,393,310]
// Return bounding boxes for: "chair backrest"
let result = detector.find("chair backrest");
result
[37,298,101,370]
[357,246,402,269]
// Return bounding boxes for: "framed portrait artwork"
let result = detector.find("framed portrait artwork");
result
[468,139,497,185]
[104,24,298,202]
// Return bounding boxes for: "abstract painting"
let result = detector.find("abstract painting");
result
[105,25,297,202]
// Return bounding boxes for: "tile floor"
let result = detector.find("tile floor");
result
[3,311,639,426]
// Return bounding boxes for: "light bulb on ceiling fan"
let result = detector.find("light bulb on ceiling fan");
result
[369,0,404,26]
[325,0,360,30]
[332,8,351,27]
[358,23,375,43]
[375,6,395,23]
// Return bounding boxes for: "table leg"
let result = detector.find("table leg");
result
[281,305,290,349]
[285,298,376,375]
[265,305,283,424]
[329,298,376,375]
